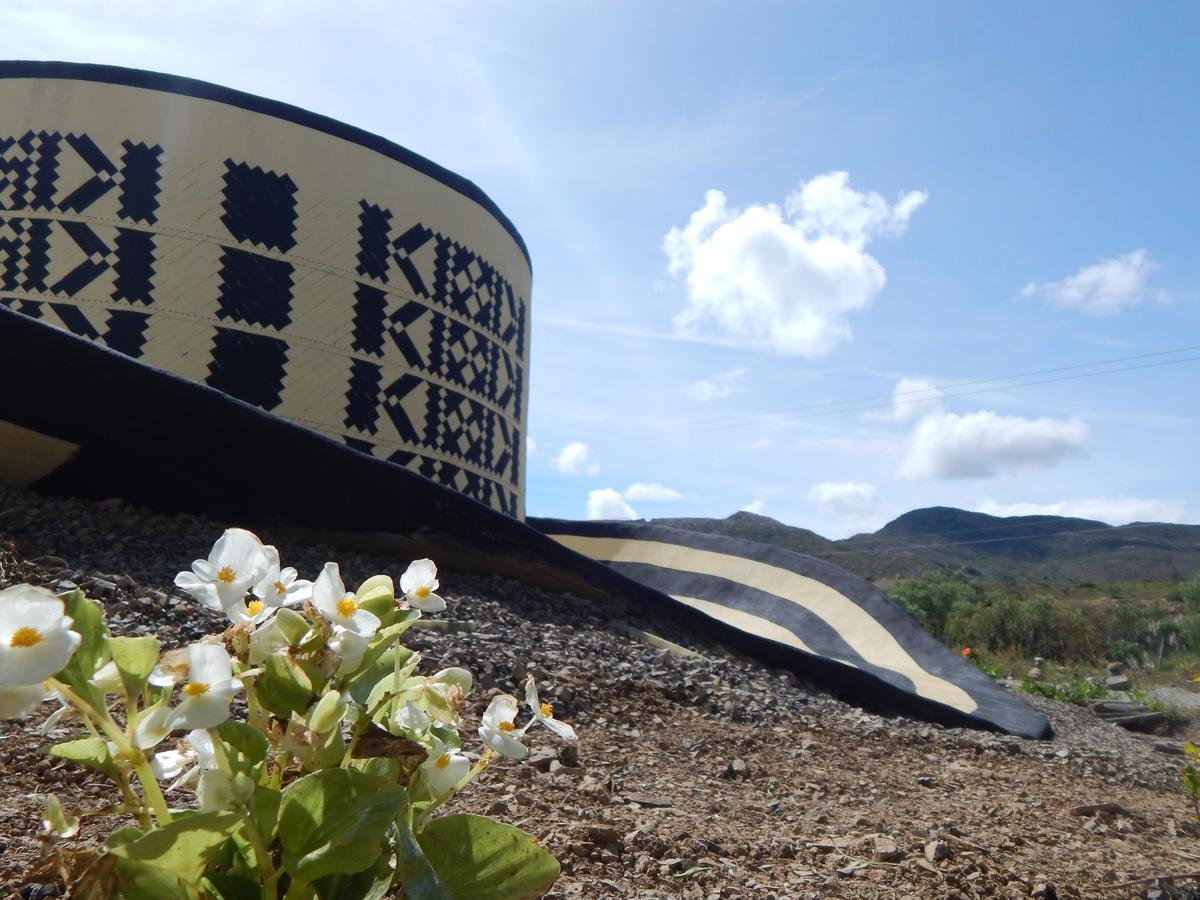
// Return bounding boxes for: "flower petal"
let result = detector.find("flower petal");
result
[0,683,49,719]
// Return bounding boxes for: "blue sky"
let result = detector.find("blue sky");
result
[9,1,1199,536]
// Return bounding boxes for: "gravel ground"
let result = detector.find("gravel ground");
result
[0,483,1196,899]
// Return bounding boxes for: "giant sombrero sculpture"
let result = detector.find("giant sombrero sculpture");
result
[0,61,1051,739]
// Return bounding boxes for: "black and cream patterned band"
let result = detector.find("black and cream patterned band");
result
[0,62,1050,739]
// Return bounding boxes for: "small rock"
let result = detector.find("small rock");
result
[872,836,903,862]
[1105,674,1131,691]
[526,748,557,772]
[924,840,951,862]
[1030,881,1057,899]
[588,825,623,845]
[723,758,749,779]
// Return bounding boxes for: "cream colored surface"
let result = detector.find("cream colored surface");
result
[671,594,819,656]
[550,534,977,713]
[0,420,79,487]
[0,74,530,515]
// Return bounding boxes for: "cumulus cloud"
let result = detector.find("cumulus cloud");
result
[977,497,1195,526]
[664,171,927,356]
[741,499,765,514]
[1021,249,1157,315]
[867,377,944,422]
[683,367,748,402]
[900,410,1088,480]
[526,436,537,454]
[624,483,685,502]
[809,481,878,517]
[586,488,638,520]
[554,442,598,476]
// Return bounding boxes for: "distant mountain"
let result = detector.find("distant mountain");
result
[650,507,1200,583]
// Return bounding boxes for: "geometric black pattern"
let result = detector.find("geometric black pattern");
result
[216,247,294,330]
[0,297,148,359]
[343,359,382,434]
[220,161,298,252]
[111,228,156,306]
[117,140,163,225]
[0,130,163,225]
[206,327,289,412]
[0,123,525,516]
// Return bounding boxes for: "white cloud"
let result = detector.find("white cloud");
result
[526,436,537,454]
[900,410,1088,480]
[624,483,685,502]
[809,481,878,517]
[554,442,599,476]
[664,171,927,356]
[741,499,765,514]
[683,367,748,402]
[977,497,1195,526]
[1021,249,1157,316]
[587,488,638,520]
[867,377,943,422]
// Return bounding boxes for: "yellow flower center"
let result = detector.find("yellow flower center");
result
[436,753,451,770]
[10,626,43,648]
[273,580,286,595]
[247,599,265,616]
[336,596,358,617]
[184,682,209,697]
[414,586,431,599]
[216,566,237,584]
[540,702,554,718]
[498,720,515,732]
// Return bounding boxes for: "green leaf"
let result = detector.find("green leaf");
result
[114,856,192,900]
[105,635,161,697]
[50,737,119,780]
[356,575,397,628]
[314,849,396,900]
[344,641,415,708]
[108,811,240,884]
[203,871,265,900]
[56,590,108,707]
[403,814,560,900]
[216,720,270,781]
[258,653,321,717]
[253,785,283,844]
[278,768,409,882]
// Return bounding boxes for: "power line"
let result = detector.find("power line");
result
[578,343,1200,444]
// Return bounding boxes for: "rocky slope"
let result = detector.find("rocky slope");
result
[0,485,1196,898]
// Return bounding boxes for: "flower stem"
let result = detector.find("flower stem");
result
[49,679,173,824]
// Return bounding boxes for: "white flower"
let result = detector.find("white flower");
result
[478,693,529,760]
[149,647,192,687]
[253,546,313,608]
[164,644,243,731]
[313,563,380,638]
[422,667,473,724]
[134,705,174,749]
[151,730,216,790]
[174,528,269,612]
[393,700,431,736]
[525,675,577,741]
[91,660,124,695]
[222,595,277,629]
[400,559,446,612]
[328,627,371,674]
[0,683,50,719]
[420,735,469,798]
[0,584,81,686]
